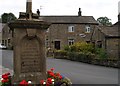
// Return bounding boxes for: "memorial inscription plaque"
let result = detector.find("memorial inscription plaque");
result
[21,37,41,73]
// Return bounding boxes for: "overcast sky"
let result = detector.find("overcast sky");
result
[0,0,120,24]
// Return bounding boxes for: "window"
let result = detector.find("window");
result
[5,40,7,46]
[68,39,74,45]
[97,41,102,48]
[68,26,74,32]
[54,41,60,50]
[8,39,10,44]
[2,40,4,45]
[85,25,91,33]
[86,41,90,43]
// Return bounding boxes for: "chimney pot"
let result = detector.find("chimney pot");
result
[26,0,32,13]
[78,8,82,16]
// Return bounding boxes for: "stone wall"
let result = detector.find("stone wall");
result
[106,38,119,58]
[46,24,97,50]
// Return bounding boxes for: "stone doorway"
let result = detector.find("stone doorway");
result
[54,41,60,50]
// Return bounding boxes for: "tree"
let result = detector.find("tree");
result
[1,13,17,23]
[97,17,112,26]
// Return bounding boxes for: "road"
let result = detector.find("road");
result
[0,50,118,84]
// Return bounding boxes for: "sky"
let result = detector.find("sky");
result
[0,0,120,24]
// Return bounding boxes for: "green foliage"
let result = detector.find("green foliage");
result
[1,13,17,23]
[67,51,95,63]
[95,48,107,60]
[54,50,67,59]
[63,42,108,62]
[97,17,112,26]
[64,42,94,53]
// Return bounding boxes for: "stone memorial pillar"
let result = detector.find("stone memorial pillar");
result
[8,0,50,84]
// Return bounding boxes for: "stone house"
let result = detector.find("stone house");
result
[40,10,98,50]
[92,24,119,58]
[1,23,12,49]
[0,23,8,45]
[1,9,119,58]
[0,23,2,44]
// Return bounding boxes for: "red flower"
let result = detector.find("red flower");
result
[47,78,52,81]
[2,74,9,79]
[46,82,50,86]
[56,73,60,76]
[47,78,52,84]
[40,80,44,84]
[19,80,28,86]
[59,75,62,80]
[1,79,9,83]
[47,71,52,74]
[49,72,54,77]
[6,73,10,75]
[50,68,54,71]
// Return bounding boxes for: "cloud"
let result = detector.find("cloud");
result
[0,0,119,23]
[119,1,120,13]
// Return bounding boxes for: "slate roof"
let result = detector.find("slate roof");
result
[39,16,98,24]
[113,22,119,26]
[99,26,119,37]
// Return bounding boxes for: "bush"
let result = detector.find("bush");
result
[54,50,67,59]
[64,42,94,53]
[95,48,108,60]
[67,52,94,63]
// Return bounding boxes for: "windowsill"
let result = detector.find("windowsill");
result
[85,32,90,33]
[68,32,74,33]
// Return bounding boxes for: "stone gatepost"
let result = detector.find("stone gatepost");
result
[8,0,50,84]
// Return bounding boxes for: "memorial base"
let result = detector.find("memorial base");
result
[12,73,46,85]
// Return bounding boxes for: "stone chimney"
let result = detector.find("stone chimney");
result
[26,0,32,19]
[78,8,82,16]
[26,0,32,13]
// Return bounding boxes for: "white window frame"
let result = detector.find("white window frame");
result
[85,25,91,33]
[68,25,75,32]
[68,39,74,45]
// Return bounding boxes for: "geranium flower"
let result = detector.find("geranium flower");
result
[59,75,62,80]
[40,80,44,84]
[47,71,52,74]
[2,75,8,79]
[28,81,32,84]
[19,80,28,86]
[49,72,54,77]
[6,73,10,76]
[47,78,52,84]
[50,68,54,71]
[56,73,60,76]
[1,79,9,83]
[51,79,54,82]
